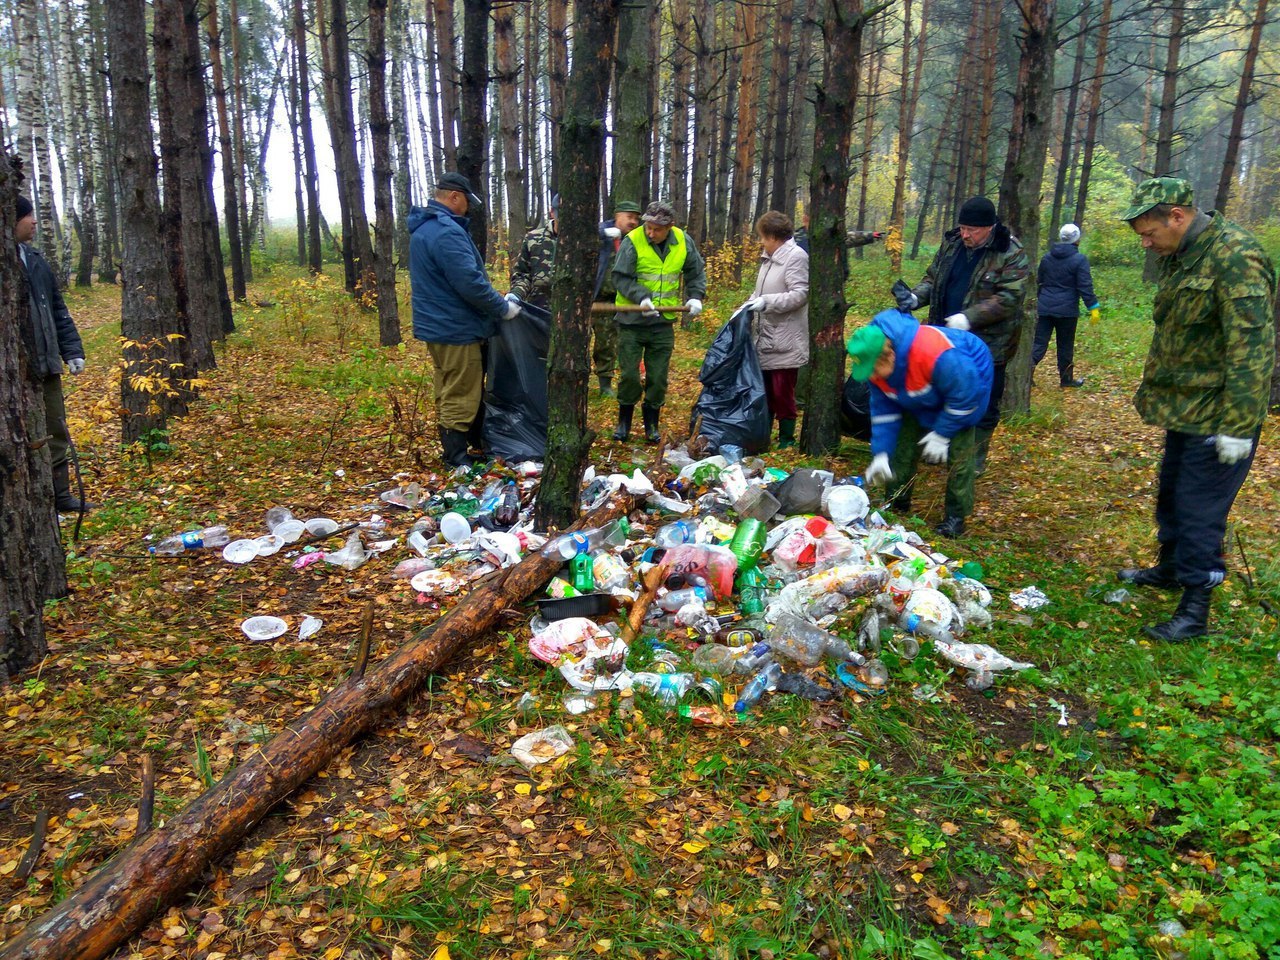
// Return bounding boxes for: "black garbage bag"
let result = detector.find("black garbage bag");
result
[690,306,772,453]
[840,375,872,441]
[483,300,549,462]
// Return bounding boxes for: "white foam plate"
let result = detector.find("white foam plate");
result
[241,616,288,641]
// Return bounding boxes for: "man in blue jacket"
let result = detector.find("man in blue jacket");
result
[408,173,518,467]
[846,309,994,538]
[1033,223,1100,388]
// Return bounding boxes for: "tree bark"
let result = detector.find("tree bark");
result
[853,20,882,258]
[294,0,323,274]
[998,0,1056,414]
[729,0,761,251]
[390,0,413,268]
[286,41,307,267]
[432,0,460,171]
[86,0,120,284]
[107,0,192,446]
[1049,3,1090,233]
[546,0,569,188]
[495,0,526,261]
[887,0,927,271]
[535,0,623,531]
[62,1,98,289]
[458,0,491,257]
[909,92,956,260]
[1073,0,1111,228]
[687,0,717,241]
[1214,0,1267,214]
[367,0,401,346]
[614,0,655,213]
[766,0,797,214]
[802,0,877,456]
[15,0,60,276]
[0,154,64,684]
[205,0,248,303]
[669,0,692,221]
[228,0,254,282]
[1144,0,1182,282]
[0,495,625,960]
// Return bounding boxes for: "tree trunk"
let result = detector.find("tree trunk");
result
[998,0,1056,415]
[712,21,739,244]
[228,0,254,282]
[294,0,323,274]
[1214,0,1267,214]
[614,0,655,213]
[390,0,413,268]
[1144,0,1182,282]
[0,496,625,960]
[16,0,61,277]
[205,0,248,302]
[433,0,460,171]
[536,1,623,531]
[63,1,98,288]
[86,0,120,284]
[688,0,717,241]
[972,0,1002,196]
[802,0,874,456]
[765,0,796,214]
[1049,4,1088,232]
[853,20,882,259]
[458,0,490,257]
[1073,0,1111,228]
[669,0,692,222]
[108,0,192,446]
[495,0,526,261]
[0,154,64,684]
[546,0,569,188]
[287,43,307,267]
[887,0,926,271]
[784,0,820,217]
[729,0,761,251]
[909,92,956,260]
[367,0,401,345]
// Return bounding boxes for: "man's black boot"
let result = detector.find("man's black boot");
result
[612,404,634,441]
[1118,544,1178,589]
[1143,586,1212,642]
[439,428,476,467]
[1060,364,1085,388]
[642,405,662,444]
[52,462,94,514]
[934,516,966,538]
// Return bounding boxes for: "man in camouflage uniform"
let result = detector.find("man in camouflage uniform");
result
[1117,177,1276,641]
[592,200,643,397]
[508,193,559,310]
[894,196,1028,536]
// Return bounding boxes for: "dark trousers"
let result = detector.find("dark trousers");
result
[886,414,978,519]
[1155,429,1258,588]
[763,368,798,420]
[1032,315,1078,382]
[42,375,71,470]
[977,363,1006,433]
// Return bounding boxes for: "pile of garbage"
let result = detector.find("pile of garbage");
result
[144,449,1035,744]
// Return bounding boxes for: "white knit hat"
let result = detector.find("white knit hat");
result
[1059,223,1082,244]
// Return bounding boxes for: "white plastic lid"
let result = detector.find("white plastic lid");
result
[253,534,284,556]
[439,512,471,544]
[222,539,260,564]
[241,615,288,641]
[822,484,870,524]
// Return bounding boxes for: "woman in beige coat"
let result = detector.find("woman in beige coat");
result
[747,211,810,448]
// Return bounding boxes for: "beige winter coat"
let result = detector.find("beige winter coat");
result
[750,237,810,371]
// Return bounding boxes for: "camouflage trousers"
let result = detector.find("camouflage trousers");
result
[885,414,977,520]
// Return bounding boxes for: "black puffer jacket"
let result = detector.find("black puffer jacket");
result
[1036,242,1098,318]
[20,243,83,379]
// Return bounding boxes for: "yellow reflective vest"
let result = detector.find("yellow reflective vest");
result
[617,226,687,310]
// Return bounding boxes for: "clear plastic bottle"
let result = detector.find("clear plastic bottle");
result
[150,525,231,555]
[655,520,697,547]
[632,671,694,706]
[901,614,954,645]
[767,613,863,667]
[734,661,782,713]
[540,517,631,559]
[658,586,707,612]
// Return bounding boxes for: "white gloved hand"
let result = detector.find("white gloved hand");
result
[746,297,766,313]
[603,226,622,240]
[504,292,521,304]
[638,297,659,316]
[68,358,85,375]
[1214,434,1253,465]
[502,300,520,320]
[685,298,703,317]
[865,453,894,485]
[944,313,970,331]
[918,431,950,464]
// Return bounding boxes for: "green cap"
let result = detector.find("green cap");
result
[846,325,887,381]
[1120,177,1195,221]
[614,200,642,214]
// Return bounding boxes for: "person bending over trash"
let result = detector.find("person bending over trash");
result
[846,308,994,538]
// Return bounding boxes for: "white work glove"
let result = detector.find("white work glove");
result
[502,300,520,320]
[944,313,970,331]
[746,296,766,313]
[68,358,85,375]
[1214,435,1253,465]
[865,453,894,485]
[504,292,521,304]
[638,297,659,317]
[685,298,703,317]
[603,226,622,240]
[918,431,950,464]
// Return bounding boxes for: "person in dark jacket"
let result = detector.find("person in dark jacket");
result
[592,200,642,398]
[1033,223,1100,388]
[16,196,91,513]
[408,173,519,467]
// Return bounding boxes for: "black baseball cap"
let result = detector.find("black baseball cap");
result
[436,172,482,209]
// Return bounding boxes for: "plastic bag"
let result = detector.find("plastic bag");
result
[529,617,614,664]
[689,307,772,453]
[840,375,873,441]
[324,531,371,571]
[774,468,829,515]
[483,300,549,462]
[772,516,856,573]
[511,725,574,769]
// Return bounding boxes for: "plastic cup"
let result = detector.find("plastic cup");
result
[222,539,260,564]
[241,615,288,641]
[304,517,339,536]
[273,519,306,543]
[265,506,294,532]
[253,534,284,557]
[439,512,471,544]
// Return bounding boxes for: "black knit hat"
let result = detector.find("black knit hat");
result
[16,196,33,222]
[958,197,996,227]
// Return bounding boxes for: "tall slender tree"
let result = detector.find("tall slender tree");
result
[432,0,460,171]
[205,0,248,301]
[495,0,526,259]
[458,0,492,256]
[294,0,323,274]
[1214,0,1268,214]
[367,0,401,345]
[1073,0,1111,227]
[614,0,655,212]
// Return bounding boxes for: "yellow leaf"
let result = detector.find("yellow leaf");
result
[833,804,853,821]
[515,783,532,796]
[432,947,451,960]
[912,871,925,883]
[940,821,960,836]
[857,759,871,772]
[682,840,709,854]
[591,940,613,954]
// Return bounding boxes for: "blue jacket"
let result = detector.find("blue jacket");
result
[867,309,994,457]
[1036,243,1099,318]
[408,201,507,344]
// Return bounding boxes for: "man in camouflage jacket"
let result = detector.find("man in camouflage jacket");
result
[896,197,1029,483]
[508,194,558,310]
[1117,177,1276,641]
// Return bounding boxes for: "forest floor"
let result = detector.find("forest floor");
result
[2,243,1280,960]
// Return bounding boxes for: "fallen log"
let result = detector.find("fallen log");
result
[0,499,628,960]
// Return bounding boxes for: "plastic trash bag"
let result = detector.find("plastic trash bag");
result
[483,300,549,463]
[840,375,872,441]
[690,306,772,454]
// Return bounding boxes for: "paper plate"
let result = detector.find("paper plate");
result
[222,539,260,564]
[241,616,288,641]
[253,534,284,556]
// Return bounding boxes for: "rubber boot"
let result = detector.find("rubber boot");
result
[934,516,966,538]
[778,419,797,449]
[1118,543,1178,589]
[612,404,634,441]
[1060,364,1085,388]
[52,461,94,514]
[439,428,476,468]
[1143,586,1212,641]
[642,404,662,444]
[974,427,994,477]
[598,376,616,399]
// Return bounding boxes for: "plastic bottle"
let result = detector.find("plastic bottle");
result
[632,671,694,706]
[728,519,767,572]
[494,481,521,527]
[655,520,697,547]
[657,586,707,612]
[734,661,782,713]
[540,517,631,560]
[570,552,596,593]
[767,613,864,667]
[151,525,231,555]
[900,614,954,645]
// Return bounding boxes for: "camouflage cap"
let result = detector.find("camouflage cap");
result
[641,201,676,226]
[614,200,642,214]
[1121,177,1195,221]
[846,324,888,382]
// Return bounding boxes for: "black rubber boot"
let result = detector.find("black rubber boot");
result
[439,428,476,467]
[642,405,662,444]
[884,492,912,515]
[1060,365,1085,388]
[1143,586,1212,642]
[778,418,797,449]
[612,404,634,441]
[52,462,94,514]
[1118,544,1178,589]
[934,516,966,538]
